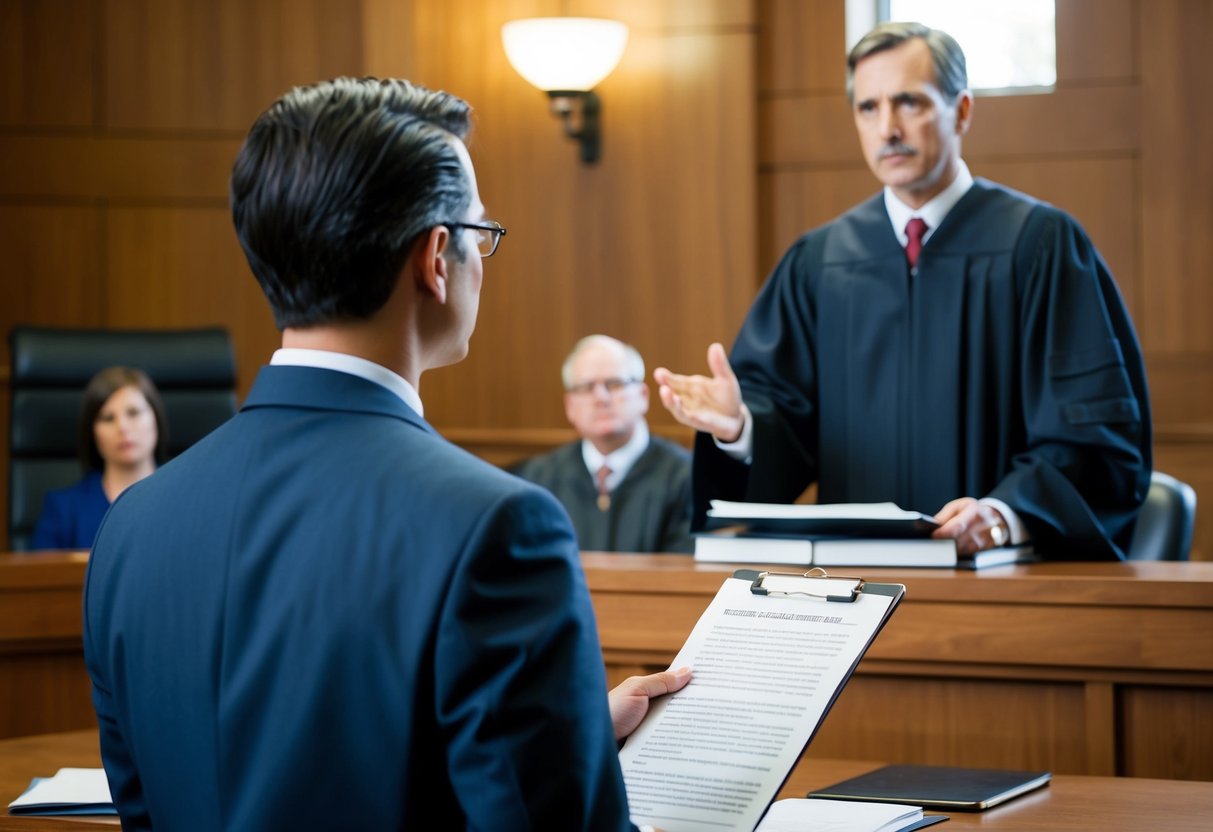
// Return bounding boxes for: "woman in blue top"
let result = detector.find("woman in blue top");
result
[31,366,168,550]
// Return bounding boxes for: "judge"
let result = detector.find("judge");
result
[654,22,1150,560]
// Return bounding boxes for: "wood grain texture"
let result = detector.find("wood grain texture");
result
[1,732,1212,830]
[0,0,96,128]
[103,0,364,132]
[584,554,1213,779]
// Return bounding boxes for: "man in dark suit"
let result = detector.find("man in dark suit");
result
[655,22,1150,561]
[83,77,688,830]
[514,335,693,553]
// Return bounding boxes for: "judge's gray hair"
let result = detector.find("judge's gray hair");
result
[846,21,968,103]
[561,335,645,389]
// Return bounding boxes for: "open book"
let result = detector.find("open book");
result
[620,569,905,831]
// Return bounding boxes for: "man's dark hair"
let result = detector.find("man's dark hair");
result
[230,77,473,329]
[846,21,968,103]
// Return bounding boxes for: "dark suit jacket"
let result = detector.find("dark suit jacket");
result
[513,436,693,553]
[83,365,636,831]
[31,470,110,550]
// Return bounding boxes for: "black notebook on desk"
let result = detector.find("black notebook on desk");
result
[808,764,1051,811]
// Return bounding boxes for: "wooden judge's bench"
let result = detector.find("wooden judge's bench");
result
[2,551,1212,782]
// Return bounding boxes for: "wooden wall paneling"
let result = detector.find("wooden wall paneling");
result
[805,676,1090,773]
[1139,0,1213,353]
[0,653,96,739]
[103,207,278,398]
[103,0,366,132]
[757,0,846,94]
[1055,0,1137,84]
[0,136,240,201]
[0,0,96,127]
[1120,685,1213,780]
[387,1,760,439]
[1084,681,1118,776]
[0,205,106,339]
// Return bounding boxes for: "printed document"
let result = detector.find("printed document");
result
[620,574,901,832]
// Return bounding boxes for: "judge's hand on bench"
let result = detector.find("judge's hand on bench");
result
[933,497,1011,555]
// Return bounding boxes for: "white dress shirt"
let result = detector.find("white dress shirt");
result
[581,421,650,492]
[270,348,423,417]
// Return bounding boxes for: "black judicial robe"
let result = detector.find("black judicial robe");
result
[694,179,1151,561]
[514,436,694,553]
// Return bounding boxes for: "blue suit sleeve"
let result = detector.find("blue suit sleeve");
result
[435,485,638,831]
[82,525,152,830]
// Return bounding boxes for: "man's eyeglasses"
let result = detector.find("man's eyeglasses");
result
[566,377,640,396]
[445,220,507,258]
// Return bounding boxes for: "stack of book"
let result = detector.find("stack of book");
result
[694,501,1035,569]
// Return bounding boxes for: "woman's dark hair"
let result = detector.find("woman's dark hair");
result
[230,77,475,330]
[79,366,169,472]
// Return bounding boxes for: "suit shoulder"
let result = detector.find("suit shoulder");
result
[646,435,692,463]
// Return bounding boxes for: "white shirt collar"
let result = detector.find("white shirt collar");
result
[270,348,423,417]
[884,160,974,246]
[581,421,650,493]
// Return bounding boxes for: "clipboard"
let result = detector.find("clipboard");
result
[620,567,906,832]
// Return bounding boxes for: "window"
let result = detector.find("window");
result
[847,0,1056,95]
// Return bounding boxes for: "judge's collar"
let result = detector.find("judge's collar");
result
[884,160,974,246]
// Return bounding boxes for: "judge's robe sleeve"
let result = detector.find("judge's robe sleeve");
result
[691,233,827,525]
[993,206,1151,560]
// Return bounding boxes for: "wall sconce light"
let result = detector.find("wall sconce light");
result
[501,17,629,164]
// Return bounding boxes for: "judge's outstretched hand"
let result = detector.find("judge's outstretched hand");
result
[608,667,692,742]
[932,497,1010,555]
[654,343,744,443]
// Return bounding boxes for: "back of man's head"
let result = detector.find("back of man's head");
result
[230,77,473,330]
[846,21,968,102]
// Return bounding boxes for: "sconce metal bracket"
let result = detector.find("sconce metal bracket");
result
[546,90,601,164]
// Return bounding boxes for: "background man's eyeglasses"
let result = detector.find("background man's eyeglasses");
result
[445,220,507,258]
[566,377,640,396]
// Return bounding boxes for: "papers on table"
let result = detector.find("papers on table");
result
[7,767,115,815]
[620,572,904,832]
[756,798,928,832]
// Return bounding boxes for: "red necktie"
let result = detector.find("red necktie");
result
[595,465,612,512]
[905,217,928,268]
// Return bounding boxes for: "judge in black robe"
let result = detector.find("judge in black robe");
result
[693,179,1151,561]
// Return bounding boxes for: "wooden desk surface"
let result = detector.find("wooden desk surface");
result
[3,730,1212,831]
[4,553,1213,779]
[582,554,1213,781]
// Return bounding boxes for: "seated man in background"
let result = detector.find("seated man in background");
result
[514,334,693,553]
[83,77,687,831]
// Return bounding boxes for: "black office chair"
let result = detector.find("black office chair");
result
[8,326,238,551]
[1127,471,1197,561]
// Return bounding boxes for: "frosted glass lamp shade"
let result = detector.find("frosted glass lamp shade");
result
[502,17,629,92]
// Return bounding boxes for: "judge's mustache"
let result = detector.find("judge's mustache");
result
[878,141,917,159]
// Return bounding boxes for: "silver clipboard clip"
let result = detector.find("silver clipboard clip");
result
[747,566,867,603]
